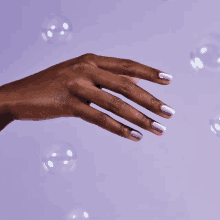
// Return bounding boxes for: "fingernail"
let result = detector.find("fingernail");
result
[130,130,143,141]
[160,105,175,117]
[152,122,166,134]
[159,72,173,81]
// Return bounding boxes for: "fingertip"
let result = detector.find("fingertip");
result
[130,130,143,141]
[158,73,173,84]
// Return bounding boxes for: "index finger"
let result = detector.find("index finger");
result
[84,53,173,85]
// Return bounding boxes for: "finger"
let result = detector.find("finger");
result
[95,76,140,88]
[76,102,143,142]
[85,84,102,105]
[85,53,172,85]
[87,68,175,119]
[74,84,166,136]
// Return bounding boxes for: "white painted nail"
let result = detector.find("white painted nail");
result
[152,122,166,134]
[130,130,143,141]
[160,105,175,117]
[159,72,173,81]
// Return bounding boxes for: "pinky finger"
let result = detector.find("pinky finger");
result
[77,104,143,142]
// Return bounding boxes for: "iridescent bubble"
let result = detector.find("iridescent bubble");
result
[41,139,77,176]
[65,205,90,220]
[209,104,220,137]
[41,14,73,45]
[190,33,220,73]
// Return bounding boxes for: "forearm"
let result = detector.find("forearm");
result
[0,88,17,132]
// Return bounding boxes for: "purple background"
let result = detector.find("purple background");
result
[0,0,220,219]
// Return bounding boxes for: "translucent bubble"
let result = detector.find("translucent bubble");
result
[132,77,140,84]
[209,104,220,137]
[190,33,220,73]
[65,205,90,220]
[41,139,77,176]
[41,14,73,45]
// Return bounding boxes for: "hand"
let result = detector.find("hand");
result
[0,53,175,142]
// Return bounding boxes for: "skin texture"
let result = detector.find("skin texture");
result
[0,53,173,142]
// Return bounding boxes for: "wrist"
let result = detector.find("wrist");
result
[0,86,18,129]
[0,82,21,110]
[0,90,10,114]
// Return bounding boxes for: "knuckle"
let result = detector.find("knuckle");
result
[73,62,91,70]
[109,96,124,113]
[138,113,150,127]
[67,79,93,98]
[74,83,84,94]
[135,112,146,122]
[76,54,97,69]
[119,125,130,137]
[67,78,82,92]
[119,76,136,93]
[95,113,109,126]
[86,53,97,58]
[80,53,97,61]
[150,97,160,107]
[71,62,95,80]
[122,59,135,71]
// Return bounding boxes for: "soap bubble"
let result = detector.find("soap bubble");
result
[41,14,73,45]
[41,139,77,176]
[132,77,140,84]
[190,33,220,74]
[65,205,90,220]
[209,104,220,137]
[209,116,220,137]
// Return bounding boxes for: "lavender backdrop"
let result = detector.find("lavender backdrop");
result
[0,0,219,219]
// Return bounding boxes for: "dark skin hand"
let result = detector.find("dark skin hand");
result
[0,53,174,142]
